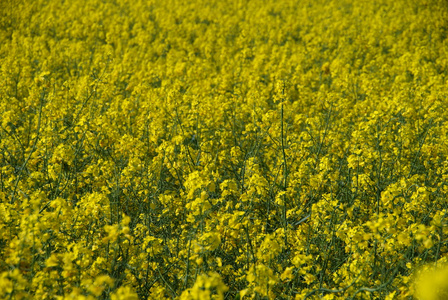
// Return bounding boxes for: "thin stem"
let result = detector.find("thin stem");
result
[10,90,44,204]
[280,83,288,246]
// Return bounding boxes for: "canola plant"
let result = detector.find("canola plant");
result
[1,0,448,299]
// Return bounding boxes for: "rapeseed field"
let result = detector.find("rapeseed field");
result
[1,0,448,298]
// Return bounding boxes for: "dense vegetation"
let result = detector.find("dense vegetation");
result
[1,0,448,299]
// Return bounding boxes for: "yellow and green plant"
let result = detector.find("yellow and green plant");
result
[1,0,447,299]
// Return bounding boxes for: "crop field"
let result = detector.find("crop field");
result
[1,0,448,299]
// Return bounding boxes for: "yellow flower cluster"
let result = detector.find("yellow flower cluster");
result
[1,0,448,298]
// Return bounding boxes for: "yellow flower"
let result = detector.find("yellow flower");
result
[45,254,59,268]
[415,263,448,300]
[280,267,294,281]
[110,286,139,300]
